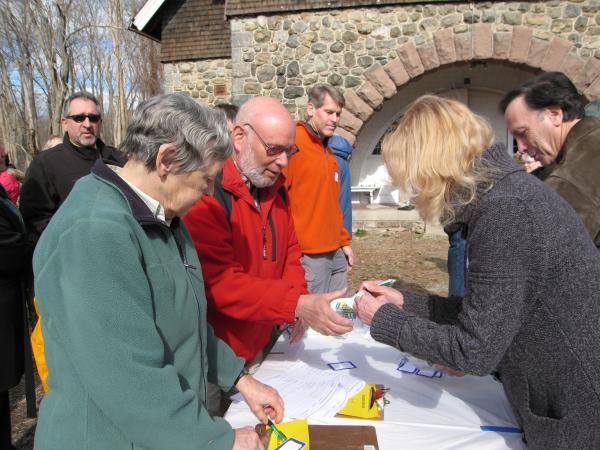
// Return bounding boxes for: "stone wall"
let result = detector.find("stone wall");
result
[164,58,233,105]
[163,1,600,113]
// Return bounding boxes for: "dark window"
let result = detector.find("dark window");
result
[371,115,402,155]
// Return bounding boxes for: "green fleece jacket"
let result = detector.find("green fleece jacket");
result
[33,160,244,450]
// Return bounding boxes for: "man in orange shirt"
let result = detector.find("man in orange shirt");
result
[284,84,353,293]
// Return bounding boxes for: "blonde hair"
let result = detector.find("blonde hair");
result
[382,95,494,224]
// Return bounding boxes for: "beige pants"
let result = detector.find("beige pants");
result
[301,248,348,294]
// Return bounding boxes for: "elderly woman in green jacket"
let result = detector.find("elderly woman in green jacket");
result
[33,93,283,450]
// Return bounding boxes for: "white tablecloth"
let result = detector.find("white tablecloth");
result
[225,327,527,450]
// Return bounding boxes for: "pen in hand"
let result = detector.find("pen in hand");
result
[355,278,397,298]
[267,416,287,442]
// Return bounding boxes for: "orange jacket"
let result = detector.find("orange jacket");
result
[283,122,351,254]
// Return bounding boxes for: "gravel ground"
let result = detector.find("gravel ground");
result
[10,227,449,449]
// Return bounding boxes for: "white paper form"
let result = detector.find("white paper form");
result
[231,362,365,419]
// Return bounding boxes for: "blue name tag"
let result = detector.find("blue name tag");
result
[397,357,442,378]
[275,438,306,450]
[328,361,357,371]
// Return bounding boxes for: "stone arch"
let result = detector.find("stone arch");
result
[335,24,600,145]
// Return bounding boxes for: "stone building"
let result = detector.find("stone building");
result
[132,0,600,203]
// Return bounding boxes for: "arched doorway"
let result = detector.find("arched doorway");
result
[350,61,537,203]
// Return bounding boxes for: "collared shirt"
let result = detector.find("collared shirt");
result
[110,165,170,226]
[125,180,170,226]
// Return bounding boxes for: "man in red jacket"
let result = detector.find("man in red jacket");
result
[184,97,352,415]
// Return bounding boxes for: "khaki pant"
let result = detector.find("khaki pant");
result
[301,248,348,294]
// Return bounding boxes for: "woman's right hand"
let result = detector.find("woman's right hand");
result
[359,281,404,308]
[232,426,264,450]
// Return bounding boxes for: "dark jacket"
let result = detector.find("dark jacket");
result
[545,116,600,249]
[19,134,125,244]
[370,144,600,449]
[329,134,353,237]
[33,160,244,450]
[183,158,308,362]
[0,185,33,391]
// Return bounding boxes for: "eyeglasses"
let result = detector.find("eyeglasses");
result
[66,114,101,123]
[242,123,299,158]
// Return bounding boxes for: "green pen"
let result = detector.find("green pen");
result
[267,417,287,442]
[378,278,396,287]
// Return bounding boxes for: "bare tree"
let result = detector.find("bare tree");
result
[0,0,162,169]
[31,0,73,137]
[0,0,39,155]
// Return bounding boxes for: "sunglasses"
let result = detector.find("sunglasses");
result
[66,114,102,123]
[243,123,299,158]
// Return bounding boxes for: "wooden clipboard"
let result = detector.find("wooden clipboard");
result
[256,424,379,450]
[309,425,379,450]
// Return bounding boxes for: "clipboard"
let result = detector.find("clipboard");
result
[256,424,379,450]
[310,425,379,450]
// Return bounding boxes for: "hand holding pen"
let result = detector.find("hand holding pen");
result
[267,416,288,442]
[354,279,404,326]
[236,374,284,424]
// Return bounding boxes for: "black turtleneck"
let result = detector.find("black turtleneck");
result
[304,120,330,148]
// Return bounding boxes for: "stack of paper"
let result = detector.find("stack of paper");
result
[237,362,365,420]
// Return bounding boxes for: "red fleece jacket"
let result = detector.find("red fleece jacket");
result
[183,158,308,362]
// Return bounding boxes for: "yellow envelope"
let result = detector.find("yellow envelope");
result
[267,419,310,450]
[337,384,379,419]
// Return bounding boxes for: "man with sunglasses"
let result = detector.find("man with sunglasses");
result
[184,97,353,415]
[20,92,125,244]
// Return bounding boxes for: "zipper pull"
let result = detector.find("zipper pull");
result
[262,226,267,259]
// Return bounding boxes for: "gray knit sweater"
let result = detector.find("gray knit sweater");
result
[371,144,600,450]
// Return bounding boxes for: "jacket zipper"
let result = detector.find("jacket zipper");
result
[171,225,207,401]
[262,225,267,259]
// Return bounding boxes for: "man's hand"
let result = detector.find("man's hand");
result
[232,426,264,450]
[354,282,404,326]
[236,374,284,424]
[295,288,353,336]
[287,319,306,344]
[523,159,542,173]
[342,245,353,272]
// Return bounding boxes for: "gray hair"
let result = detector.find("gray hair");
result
[308,84,345,109]
[63,91,101,117]
[120,93,231,173]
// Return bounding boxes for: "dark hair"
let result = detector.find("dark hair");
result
[308,84,345,108]
[215,104,239,123]
[499,72,585,121]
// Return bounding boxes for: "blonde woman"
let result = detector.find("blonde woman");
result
[355,95,600,449]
